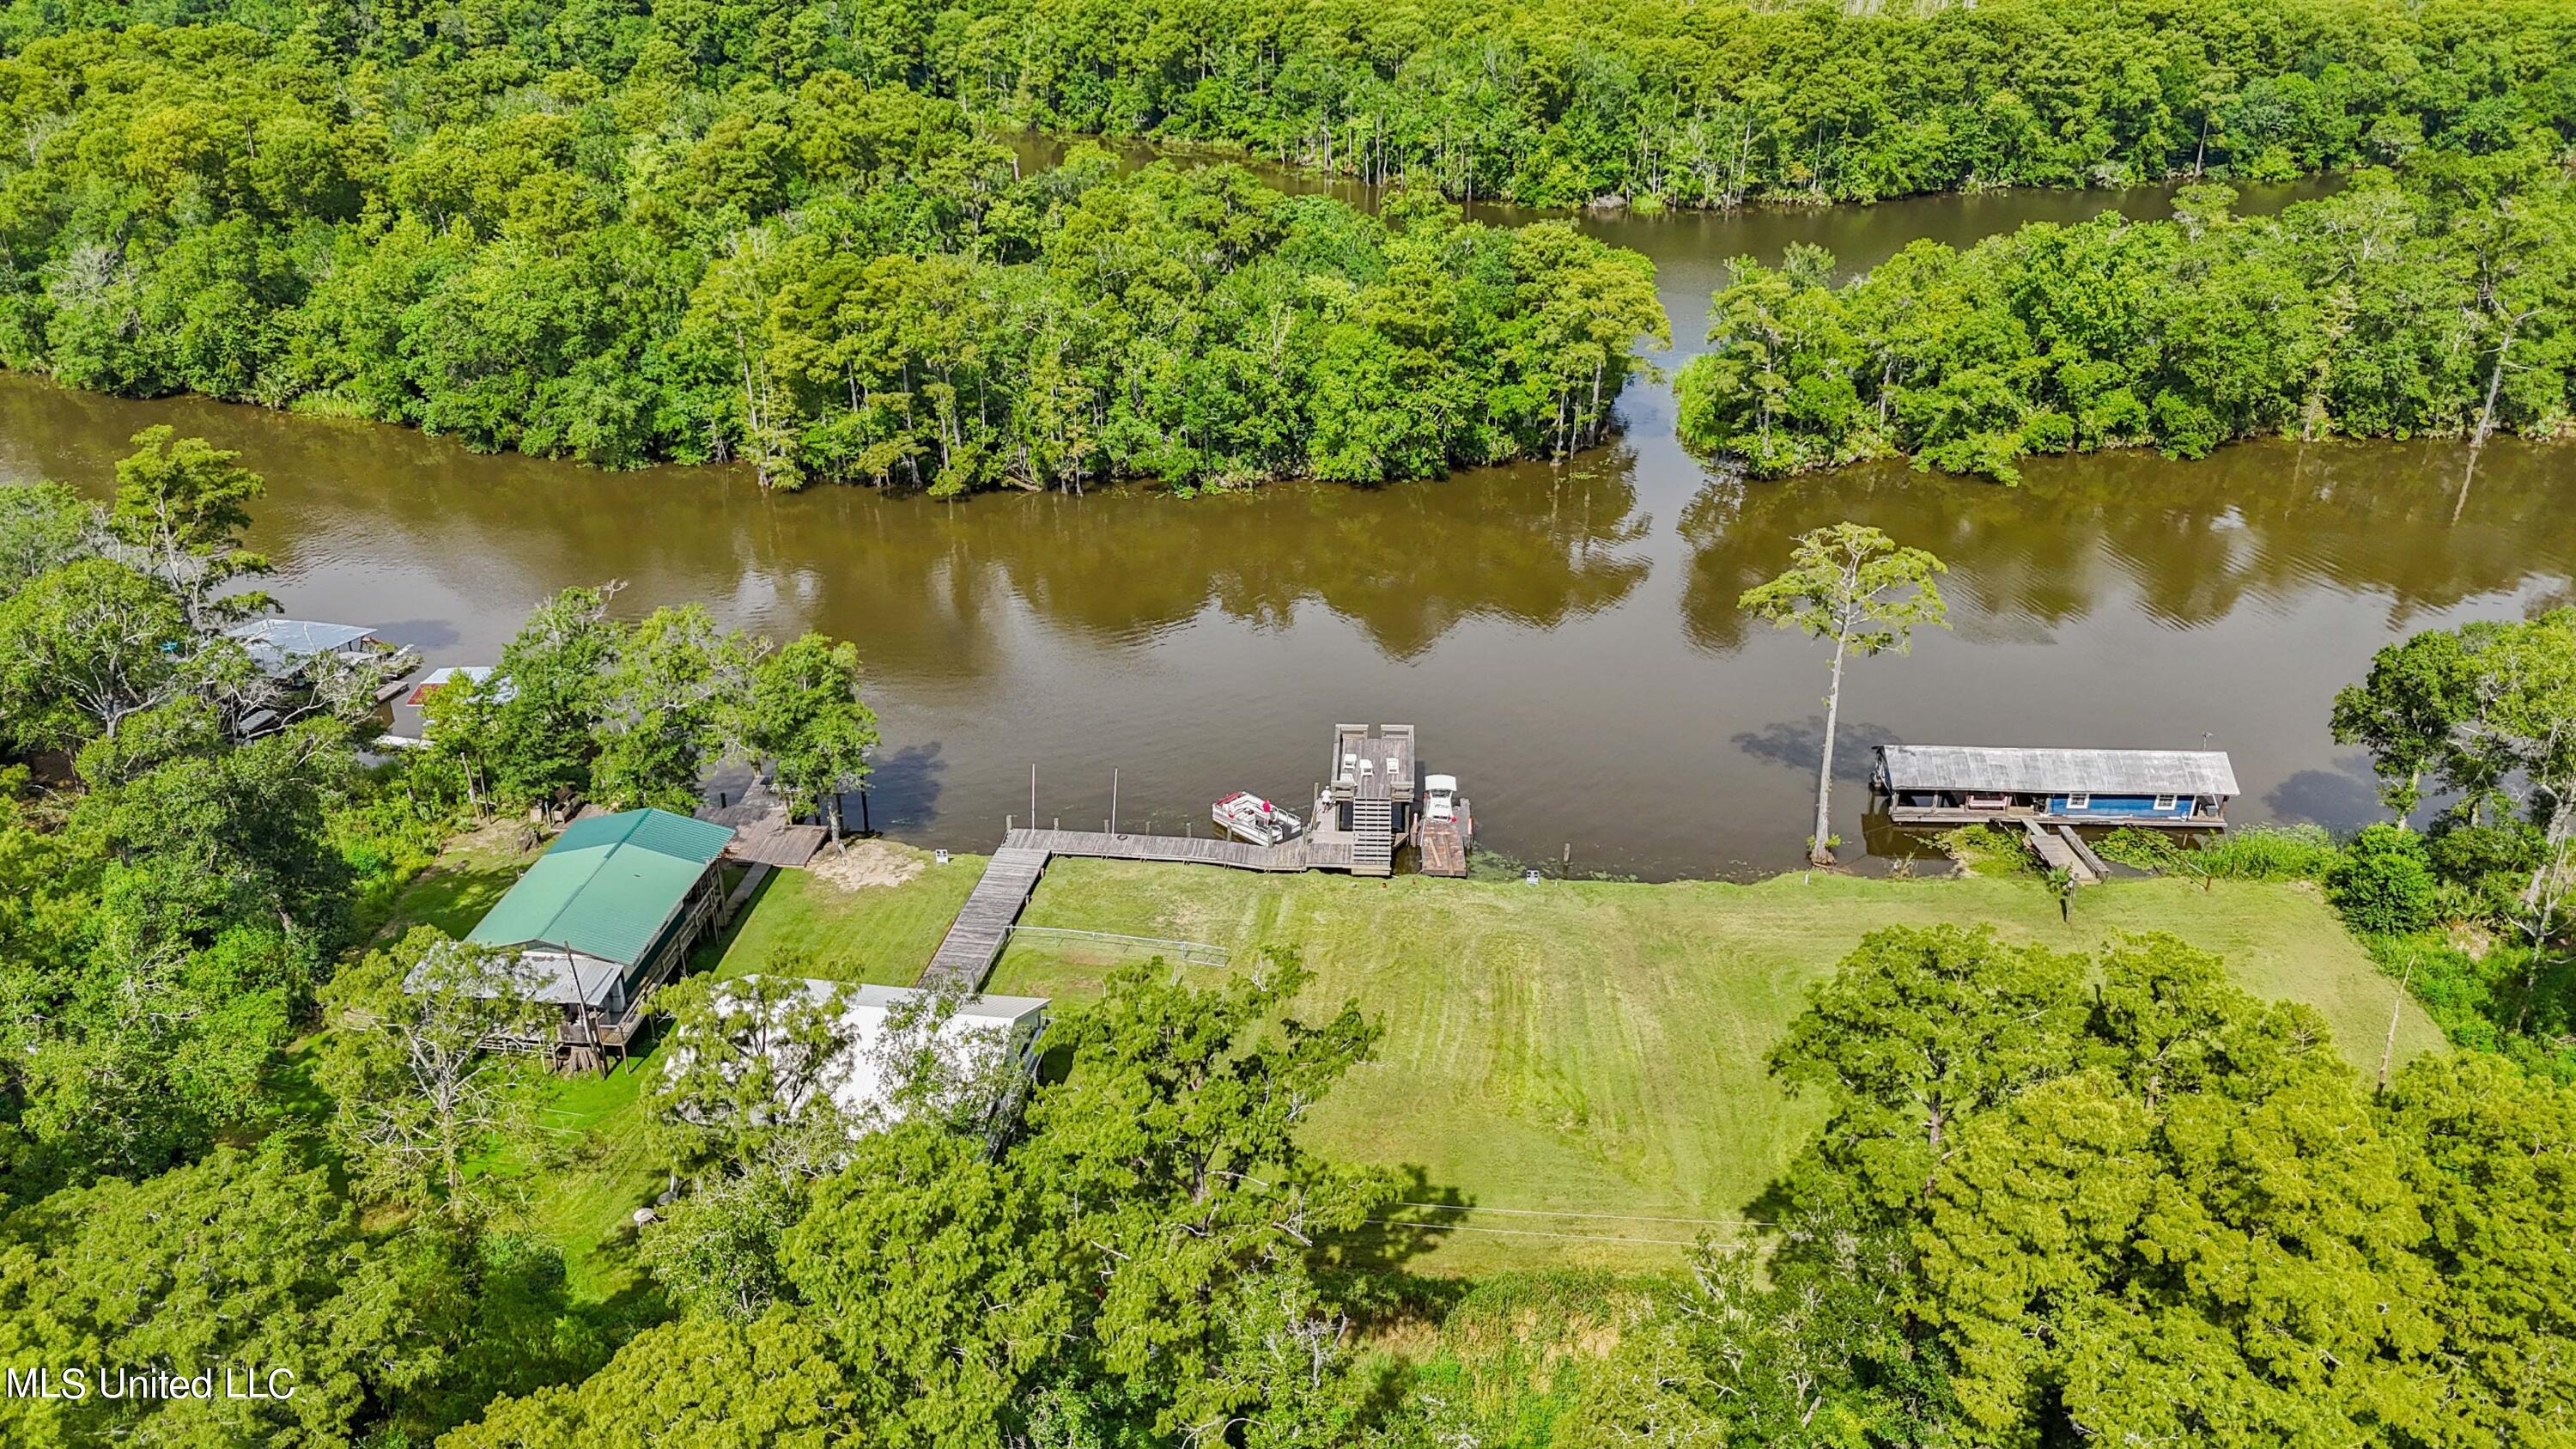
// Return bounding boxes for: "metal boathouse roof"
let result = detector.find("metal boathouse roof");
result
[223,618,381,677]
[1876,746,2240,797]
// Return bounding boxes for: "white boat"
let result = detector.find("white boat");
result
[1423,773,1461,823]
[1212,791,1303,846]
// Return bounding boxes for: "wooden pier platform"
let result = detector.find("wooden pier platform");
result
[917,827,1364,990]
[1004,828,1346,872]
[697,772,828,869]
[1416,799,1473,878]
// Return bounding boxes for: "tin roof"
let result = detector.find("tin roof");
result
[498,948,633,1008]
[689,977,1048,1124]
[224,618,380,677]
[404,665,495,706]
[1877,745,2239,796]
[466,808,735,967]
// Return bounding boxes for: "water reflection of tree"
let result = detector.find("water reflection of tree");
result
[1679,439,2576,654]
[960,456,1651,660]
[21,363,1660,674]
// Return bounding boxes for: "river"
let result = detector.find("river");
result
[3,174,2570,880]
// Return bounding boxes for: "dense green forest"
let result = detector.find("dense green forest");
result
[37,0,2559,210]
[15,0,2569,217]
[911,0,2576,208]
[1674,162,2576,479]
[0,18,1663,490]
[7,0,2574,489]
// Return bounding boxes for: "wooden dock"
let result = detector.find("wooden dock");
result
[1416,799,1473,878]
[1004,827,1348,872]
[919,843,1052,989]
[2021,819,2100,885]
[697,773,828,869]
[916,827,1362,990]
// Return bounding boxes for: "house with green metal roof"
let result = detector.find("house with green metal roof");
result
[453,807,735,1064]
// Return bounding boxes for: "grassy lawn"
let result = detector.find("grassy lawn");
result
[490,1053,668,1305]
[704,848,985,983]
[973,863,2444,1275]
[378,821,2443,1282]
[368,819,541,943]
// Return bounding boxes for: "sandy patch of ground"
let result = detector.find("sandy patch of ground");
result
[442,813,538,855]
[807,838,928,892]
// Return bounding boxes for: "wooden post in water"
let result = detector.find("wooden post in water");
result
[1111,768,1120,835]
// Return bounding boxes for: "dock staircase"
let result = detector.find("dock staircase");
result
[2020,819,2102,885]
[1351,799,1395,877]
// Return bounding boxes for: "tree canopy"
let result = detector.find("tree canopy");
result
[0,20,1666,490]
[1602,925,2576,1447]
[1675,167,2576,480]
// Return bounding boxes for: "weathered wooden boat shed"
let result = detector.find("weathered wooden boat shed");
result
[1874,745,2237,828]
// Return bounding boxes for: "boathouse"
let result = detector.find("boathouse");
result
[453,808,735,1065]
[226,618,421,735]
[403,665,496,707]
[226,618,416,681]
[1873,745,2236,827]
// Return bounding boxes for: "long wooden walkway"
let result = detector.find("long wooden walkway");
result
[1003,827,1352,871]
[916,828,1359,990]
[920,844,1053,989]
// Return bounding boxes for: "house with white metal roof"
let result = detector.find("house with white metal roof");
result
[404,665,501,706]
[674,977,1050,1135]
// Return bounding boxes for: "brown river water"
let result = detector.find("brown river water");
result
[4,174,2571,880]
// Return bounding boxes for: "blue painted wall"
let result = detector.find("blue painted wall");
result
[2050,794,2195,818]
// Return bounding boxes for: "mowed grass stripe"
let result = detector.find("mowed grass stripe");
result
[983,863,2440,1275]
